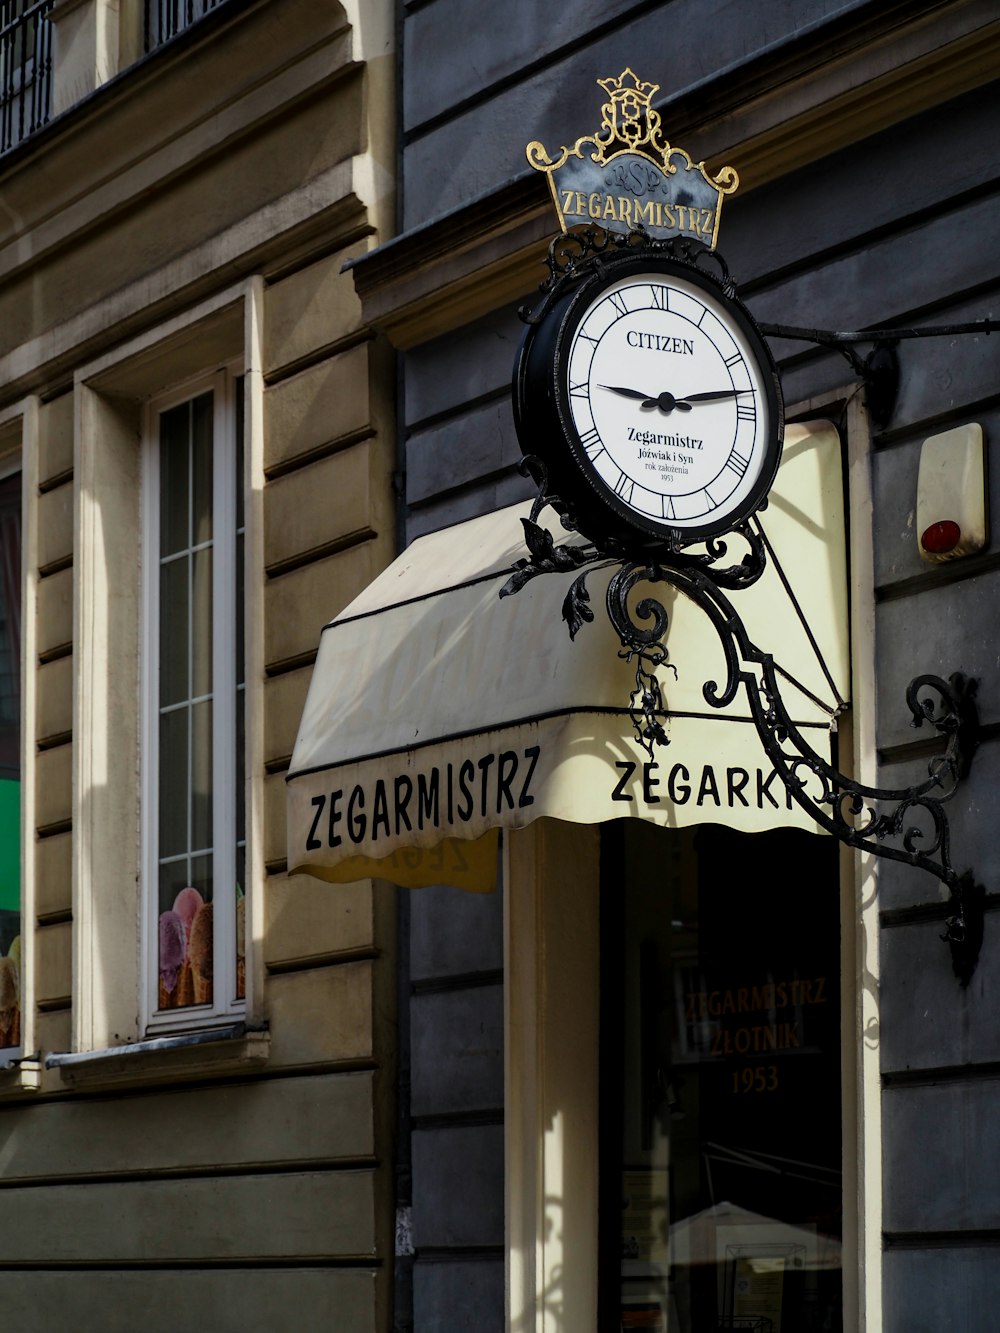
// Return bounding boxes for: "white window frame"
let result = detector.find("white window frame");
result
[140,363,246,1034]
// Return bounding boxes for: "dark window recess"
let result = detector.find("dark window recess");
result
[0,470,21,1052]
[0,0,53,156]
[143,0,226,53]
[601,821,843,1333]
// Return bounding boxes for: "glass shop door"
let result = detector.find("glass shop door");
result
[600,821,843,1333]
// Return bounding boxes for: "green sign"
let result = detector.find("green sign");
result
[0,779,20,912]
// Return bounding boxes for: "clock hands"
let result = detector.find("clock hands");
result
[679,388,756,404]
[600,385,693,412]
[642,391,691,413]
[599,385,755,415]
[600,384,663,404]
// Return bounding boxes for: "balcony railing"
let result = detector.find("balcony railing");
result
[0,0,231,158]
[144,0,226,54]
[0,0,53,155]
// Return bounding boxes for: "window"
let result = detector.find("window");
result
[143,0,225,53]
[0,0,53,155]
[0,464,19,1054]
[142,369,245,1032]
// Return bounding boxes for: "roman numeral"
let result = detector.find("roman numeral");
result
[578,331,599,345]
[569,381,590,398]
[736,403,756,421]
[580,428,603,458]
[608,291,628,316]
[725,449,751,478]
[650,285,669,310]
[613,472,634,505]
[661,494,675,521]
[724,353,743,368]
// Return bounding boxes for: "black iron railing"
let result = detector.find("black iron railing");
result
[0,0,53,155]
[144,0,226,53]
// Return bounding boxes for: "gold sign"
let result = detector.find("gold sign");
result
[526,68,738,249]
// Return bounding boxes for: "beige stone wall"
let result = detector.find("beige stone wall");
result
[0,2,397,1327]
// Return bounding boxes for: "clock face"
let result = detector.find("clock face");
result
[557,259,781,541]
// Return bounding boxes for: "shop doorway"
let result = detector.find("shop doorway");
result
[601,820,843,1333]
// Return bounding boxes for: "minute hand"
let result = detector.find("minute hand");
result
[599,384,659,402]
[677,388,756,404]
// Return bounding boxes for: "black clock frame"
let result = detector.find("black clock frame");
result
[513,244,783,553]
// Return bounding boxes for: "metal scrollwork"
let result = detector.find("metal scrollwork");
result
[501,486,984,983]
[518,225,732,326]
[606,562,675,752]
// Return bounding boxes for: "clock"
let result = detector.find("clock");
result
[513,249,783,548]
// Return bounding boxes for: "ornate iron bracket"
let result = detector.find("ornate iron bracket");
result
[506,226,990,980]
[501,485,984,983]
[758,317,1000,431]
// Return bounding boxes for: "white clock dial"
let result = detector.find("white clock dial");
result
[565,269,773,532]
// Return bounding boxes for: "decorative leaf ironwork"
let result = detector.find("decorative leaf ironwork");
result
[562,573,594,640]
[500,472,984,982]
[498,517,598,602]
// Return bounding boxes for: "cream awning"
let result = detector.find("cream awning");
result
[286,421,849,891]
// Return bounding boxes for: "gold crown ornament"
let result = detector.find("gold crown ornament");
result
[526,68,738,249]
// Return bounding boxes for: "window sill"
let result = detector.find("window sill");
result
[0,1058,43,1098]
[46,1023,270,1090]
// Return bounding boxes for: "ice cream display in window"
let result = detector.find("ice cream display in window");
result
[0,934,19,1047]
[158,886,213,1009]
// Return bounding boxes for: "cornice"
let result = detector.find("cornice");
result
[352,0,1000,349]
[348,175,550,347]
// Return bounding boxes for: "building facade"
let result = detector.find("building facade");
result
[5,1,1000,1331]
[315,1,1000,1329]
[0,1,399,1327]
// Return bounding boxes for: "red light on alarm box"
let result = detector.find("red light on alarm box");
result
[920,520,962,555]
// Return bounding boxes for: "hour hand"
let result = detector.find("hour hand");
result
[599,383,658,403]
[677,388,756,405]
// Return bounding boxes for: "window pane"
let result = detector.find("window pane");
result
[191,545,212,699]
[190,697,213,853]
[0,777,19,1048]
[157,871,215,1012]
[158,707,187,859]
[190,851,213,904]
[235,686,244,845]
[157,874,202,1007]
[159,861,192,918]
[191,391,213,547]
[189,855,214,1006]
[234,375,244,530]
[158,864,195,1010]
[159,402,190,557]
[235,858,245,1002]
[159,555,189,707]
[235,530,244,685]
